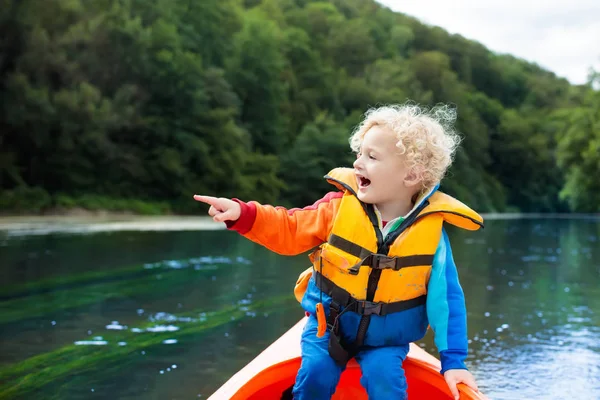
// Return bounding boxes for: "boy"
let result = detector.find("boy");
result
[195,104,481,400]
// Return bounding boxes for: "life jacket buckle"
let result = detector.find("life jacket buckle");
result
[372,254,397,270]
[348,261,361,275]
[356,300,383,316]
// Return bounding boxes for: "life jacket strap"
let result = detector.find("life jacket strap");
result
[347,253,434,275]
[328,234,434,275]
[328,233,373,259]
[326,300,355,366]
[315,272,427,316]
[320,273,427,366]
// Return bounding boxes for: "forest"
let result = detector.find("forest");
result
[1,0,599,214]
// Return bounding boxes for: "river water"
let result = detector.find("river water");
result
[0,217,599,399]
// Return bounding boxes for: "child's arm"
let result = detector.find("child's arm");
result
[427,228,479,399]
[194,192,343,255]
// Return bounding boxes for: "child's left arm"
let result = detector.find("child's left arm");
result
[426,228,479,399]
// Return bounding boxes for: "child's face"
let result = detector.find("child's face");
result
[353,125,419,209]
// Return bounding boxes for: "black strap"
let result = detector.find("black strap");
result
[315,272,426,317]
[365,203,382,303]
[328,233,434,275]
[349,295,427,315]
[386,254,434,268]
[326,300,356,366]
[354,314,370,347]
[328,234,372,259]
[347,253,434,275]
[318,272,426,352]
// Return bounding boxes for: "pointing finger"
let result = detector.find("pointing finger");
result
[193,195,218,206]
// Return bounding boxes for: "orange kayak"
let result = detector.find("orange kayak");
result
[209,317,488,400]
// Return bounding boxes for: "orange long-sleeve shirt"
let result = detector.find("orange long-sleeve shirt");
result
[227,191,344,255]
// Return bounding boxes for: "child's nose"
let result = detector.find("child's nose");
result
[353,157,361,169]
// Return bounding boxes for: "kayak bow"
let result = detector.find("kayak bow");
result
[209,317,488,399]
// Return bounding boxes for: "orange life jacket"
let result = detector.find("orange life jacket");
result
[294,168,483,306]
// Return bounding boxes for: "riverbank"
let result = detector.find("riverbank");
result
[0,214,224,236]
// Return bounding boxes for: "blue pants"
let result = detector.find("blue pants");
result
[293,315,409,400]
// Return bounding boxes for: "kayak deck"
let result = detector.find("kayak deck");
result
[209,317,488,399]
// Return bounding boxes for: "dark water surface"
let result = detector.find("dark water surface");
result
[1,218,599,400]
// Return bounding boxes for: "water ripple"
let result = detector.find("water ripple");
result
[476,321,600,399]
[106,321,127,330]
[74,340,108,346]
[145,325,180,333]
[143,256,252,271]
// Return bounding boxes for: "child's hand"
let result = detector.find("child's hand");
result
[443,369,479,400]
[193,195,241,222]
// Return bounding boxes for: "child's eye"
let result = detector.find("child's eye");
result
[356,152,362,159]
[369,154,376,160]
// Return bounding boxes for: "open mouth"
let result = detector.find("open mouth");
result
[358,176,371,188]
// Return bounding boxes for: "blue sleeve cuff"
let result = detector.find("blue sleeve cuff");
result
[439,349,468,374]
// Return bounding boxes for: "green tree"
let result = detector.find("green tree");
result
[491,110,564,211]
[279,113,355,206]
[328,18,379,76]
[555,77,600,211]
[0,0,595,215]
[389,25,414,57]
[226,11,287,154]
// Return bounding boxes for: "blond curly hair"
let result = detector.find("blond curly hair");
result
[349,103,461,192]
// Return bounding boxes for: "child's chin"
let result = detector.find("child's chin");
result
[357,192,372,203]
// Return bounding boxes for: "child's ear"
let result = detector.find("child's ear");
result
[403,168,421,188]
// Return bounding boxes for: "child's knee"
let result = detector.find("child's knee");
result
[358,348,408,399]
[294,353,341,397]
[298,366,338,390]
[360,367,408,400]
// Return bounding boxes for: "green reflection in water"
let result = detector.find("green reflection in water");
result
[0,257,238,324]
[0,295,295,400]
[0,257,221,299]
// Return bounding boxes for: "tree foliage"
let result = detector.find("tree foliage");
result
[0,0,598,214]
